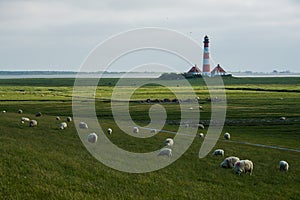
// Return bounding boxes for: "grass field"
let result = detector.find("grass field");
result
[0,77,299,199]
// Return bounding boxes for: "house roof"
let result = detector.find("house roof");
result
[211,64,226,73]
[188,65,202,73]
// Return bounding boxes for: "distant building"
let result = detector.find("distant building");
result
[187,64,202,75]
[211,64,227,76]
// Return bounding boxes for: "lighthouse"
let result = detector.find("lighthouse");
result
[202,35,211,76]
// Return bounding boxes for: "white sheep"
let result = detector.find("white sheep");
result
[133,127,139,134]
[18,109,23,114]
[280,117,286,121]
[233,159,253,175]
[220,156,240,168]
[21,117,30,122]
[60,122,67,129]
[279,161,289,171]
[198,124,205,129]
[67,117,72,122]
[29,120,37,127]
[199,133,204,138]
[164,138,174,147]
[87,133,98,143]
[56,116,61,120]
[79,122,88,129]
[158,148,172,157]
[213,149,224,156]
[107,128,112,135]
[2,110,6,113]
[224,132,230,140]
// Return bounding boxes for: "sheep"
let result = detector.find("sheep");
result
[213,149,224,156]
[164,138,174,147]
[87,133,98,143]
[67,117,72,122]
[233,159,253,175]
[220,156,240,168]
[35,112,42,117]
[224,132,230,140]
[133,127,139,134]
[199,133,204,138]
[56,116,61,120]
[279,161,289,171]
[2,110,6,113]
[107,128,112,135]
[18,109,23,114]
[198,124,205,129]
[60,122,67,129]
[158,148,172,157]
[280,117,286,121]
[21,117,30,122]
[150,129,157,134]
[29,120,37,127]
[79,122,88,129]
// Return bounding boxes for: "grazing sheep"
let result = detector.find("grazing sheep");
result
[2,110,6,113]
[198,124,205,129]
[133,127,139,134]
[60,122,67,129]
[224,132,230,140]
[56,116,61,120]
[29,120,37,127]
[189,107,193,110]
[21,117,30,122]
[199,133,204,138]
[279,161,289,171]
[107,128,112,135]
[79,122,88,129]
[220,156,240,168]
[18,109,23,114]
[234,160,253,175]
[280,117,286,121]
[158,148,172,157]
[199,105,203,109]
[67,117,72,122]
[150,129,156,134]
[213,149,224,156]
[164,138,174,147]
[87,133,98,143]
[35,112,42,117]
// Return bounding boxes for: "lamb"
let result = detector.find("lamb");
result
[224,132,230,140]
[67,117,72,122]
[164,138,174,147]
[279,161,289,171]
[133,127,139,134]
[220,156,240,168]
[233,159,253,175]
[199,133,204,138]
[18,109,23,114]
[79,122,88,129]
[29,120,37,127]
[213,149,224,156]
[56,116,61,120]
[158,148,172,157]
[107,128,112,135]
[60,122,67,129]
[87,133,98,143]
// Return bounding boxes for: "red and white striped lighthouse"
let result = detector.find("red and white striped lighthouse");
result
[202,35,211,76]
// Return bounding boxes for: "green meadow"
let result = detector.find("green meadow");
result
[0,77,299,199]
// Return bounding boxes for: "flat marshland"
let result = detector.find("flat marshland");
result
[0,77,299,199]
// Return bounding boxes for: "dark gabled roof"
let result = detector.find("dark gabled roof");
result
[188,65,202,73]
[211,64,226,73]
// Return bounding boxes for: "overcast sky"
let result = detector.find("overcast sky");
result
[0,0,299,72]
